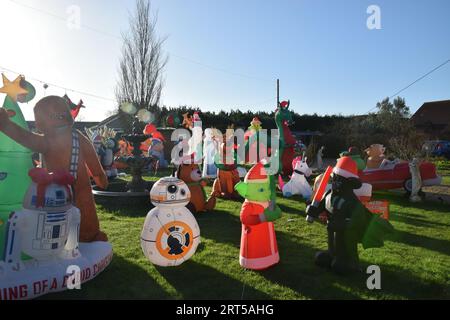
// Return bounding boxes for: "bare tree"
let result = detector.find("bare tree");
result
[116,0,168,118]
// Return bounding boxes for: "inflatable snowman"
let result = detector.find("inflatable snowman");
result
[141,177,200,267]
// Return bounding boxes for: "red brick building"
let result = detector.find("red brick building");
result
[411,100,450,139]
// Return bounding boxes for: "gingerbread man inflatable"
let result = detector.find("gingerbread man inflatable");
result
[0,96,108,242]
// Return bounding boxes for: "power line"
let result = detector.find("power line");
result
[365,58,450,114]
[7,0,272,83]
[389,59,450,99]
[0,65,116,105]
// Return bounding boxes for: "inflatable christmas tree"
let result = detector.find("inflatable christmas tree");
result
[0,74,35,259]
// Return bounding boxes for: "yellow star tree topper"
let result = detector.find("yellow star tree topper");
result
[0,74,28,102]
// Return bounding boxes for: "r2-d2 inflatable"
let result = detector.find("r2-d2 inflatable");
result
[2,168,80,272]
[141,177,200,267]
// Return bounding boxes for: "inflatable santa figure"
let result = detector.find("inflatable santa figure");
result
[234,162,281,270]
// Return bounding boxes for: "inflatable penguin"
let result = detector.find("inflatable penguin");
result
[141,177,200,267]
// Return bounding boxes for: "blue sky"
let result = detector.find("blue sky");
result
[0,0,449,121]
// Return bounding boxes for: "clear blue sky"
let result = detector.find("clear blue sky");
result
[0,0,449,121]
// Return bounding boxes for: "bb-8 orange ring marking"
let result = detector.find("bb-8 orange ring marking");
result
[156,221,194,260]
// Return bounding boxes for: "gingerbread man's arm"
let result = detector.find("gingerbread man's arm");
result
[78,130,108,189]
[0,109,48,153]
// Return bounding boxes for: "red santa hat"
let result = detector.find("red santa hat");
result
[333,156,358,179]
[279,100,289,108]
[244,162,269,183]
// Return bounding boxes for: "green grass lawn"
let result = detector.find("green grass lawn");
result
[45,170,450,300]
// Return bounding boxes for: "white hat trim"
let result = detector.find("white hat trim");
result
[333,166,358,179]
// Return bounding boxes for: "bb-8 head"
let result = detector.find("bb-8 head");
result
[150,177,191,207]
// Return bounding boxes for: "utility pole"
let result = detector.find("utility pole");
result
[276,79,280,108]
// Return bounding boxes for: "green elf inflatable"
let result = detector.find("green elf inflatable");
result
[235,162,282,270]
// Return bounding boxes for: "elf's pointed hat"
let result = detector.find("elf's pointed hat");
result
[244,162,269,183]
[333,156,358,179]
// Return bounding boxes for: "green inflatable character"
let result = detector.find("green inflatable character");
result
[340,147,366,171]
[0,74,35,260]
[234,162,281,270]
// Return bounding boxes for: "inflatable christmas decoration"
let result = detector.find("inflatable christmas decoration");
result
[62,94,85,120]
[0,95,109,242]
[141,177,200,266]
[340,146,366,170]
[294,140,307,157]
[174,155,216,213]
[190,112,203,164]
[165,113,180,128]
[182,112,193,129]
[143,123,165,141]
[305,157,393,275]
[365,144,386,169]
[202,128,219,178]
[85,126,119,180]
[244,117,269,163]
[279,156,313,200]
[275,100,295,176]
[149,138,168,171]
[235,162,282,270]
[0,168,112,300]
[316,146,325,170]
[0,74,35,261]
[211,132,242,199]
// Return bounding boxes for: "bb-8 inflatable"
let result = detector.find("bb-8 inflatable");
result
[141,177,200,266]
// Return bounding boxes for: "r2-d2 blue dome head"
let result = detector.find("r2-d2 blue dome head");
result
[23,183,73,212]
[23,169,74,212]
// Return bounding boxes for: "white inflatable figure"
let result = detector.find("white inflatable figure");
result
[202,128,218,178]
[141,177,200,267]
[409,158,422,202]
[316,146,324,170]
[282,156,313,200]
[190,112,203,164]
[3,169,80,273]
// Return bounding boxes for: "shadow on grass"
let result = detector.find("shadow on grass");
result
[97,200,152,217]
[198,209,363,299]
[202,209,449,299]
[40,255,170,300]
[386,229,450,256]
[196,209,241,247]
[370,263,449,299]
[260,230,449,299]
[278,202,306,216]
[389,212,450,229]
[259,230,363,299]
[156,260,270,299]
